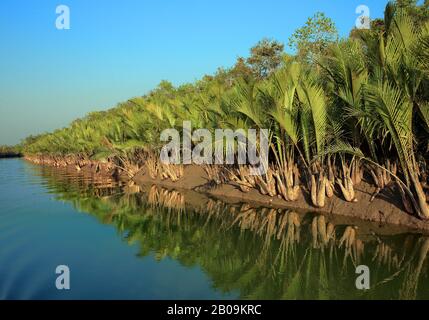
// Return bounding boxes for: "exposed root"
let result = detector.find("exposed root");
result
[310,173,326,208]
[255,166,277,197]
[146,154,159,179]
[203,165,228,185]
[228,166,256,193]
[273,160,300,201]
[369,160,397,201]
[351,159,364,185]
[160,163,184,182]
[336,160,357,203]
[121,160,141,178]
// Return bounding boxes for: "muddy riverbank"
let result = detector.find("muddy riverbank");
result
[133,165,429,233]
[23,156,429,233]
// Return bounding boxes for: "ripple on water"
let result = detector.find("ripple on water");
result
[0,245,50,299]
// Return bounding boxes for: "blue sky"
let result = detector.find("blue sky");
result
[0,0,388,145]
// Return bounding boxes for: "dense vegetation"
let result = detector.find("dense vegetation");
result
[0,145,21,158]
[20,1,429,218]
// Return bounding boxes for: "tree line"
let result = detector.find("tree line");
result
[20,1,429,218]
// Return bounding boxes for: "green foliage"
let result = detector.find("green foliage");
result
[288,12,338,62]
[20,3,429,216]
[0,145,21,157]
[246,38,285,79]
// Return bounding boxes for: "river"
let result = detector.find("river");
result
[0,158,428,299]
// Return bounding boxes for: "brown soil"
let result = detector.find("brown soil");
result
[133,164,429,234]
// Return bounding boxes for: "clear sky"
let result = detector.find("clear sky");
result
[0,0,389,145]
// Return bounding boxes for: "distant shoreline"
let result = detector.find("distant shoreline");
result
[0,153,22,159]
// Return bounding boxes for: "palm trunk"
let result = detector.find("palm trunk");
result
[410,172,429,219]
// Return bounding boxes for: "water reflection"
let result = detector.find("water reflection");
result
[33,165,429,300]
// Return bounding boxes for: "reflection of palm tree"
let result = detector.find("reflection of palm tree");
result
[399,237,429,299]
[34,166,429,299]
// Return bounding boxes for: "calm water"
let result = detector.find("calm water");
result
[0,158,428,300]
